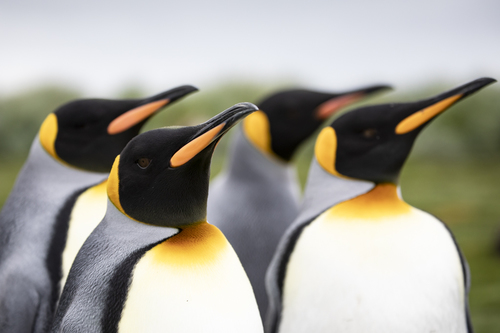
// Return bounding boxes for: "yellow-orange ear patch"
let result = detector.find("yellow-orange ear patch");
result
[315,127,343,177]
[39,113,60,160]
[107,155,126,214]
[242,110,272,154]
[108,99,169,135]
[170,123,224,167]
[316,94,362,119]
[395,95,462,134]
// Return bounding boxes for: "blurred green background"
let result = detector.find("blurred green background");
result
[0,81,499,331]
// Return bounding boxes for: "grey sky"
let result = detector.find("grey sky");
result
[1,0,499,96]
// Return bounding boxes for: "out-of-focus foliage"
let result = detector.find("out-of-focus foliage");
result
[0,86,82,158]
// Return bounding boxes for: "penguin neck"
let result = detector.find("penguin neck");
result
[149,221,228,266]
[13,137,108,199]
[225,130,297,185]
[0,137,108,260]
[112,199,208,229]
[104,198,181,236]
[327,183,411,220]
[103,201,226,265]
[295,158,376,224]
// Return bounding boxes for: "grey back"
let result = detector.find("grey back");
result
[0,138,107,333]
[208,130,300,319]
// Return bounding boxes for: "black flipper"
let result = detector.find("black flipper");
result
[434,214,474,333]
[265,216,316,333]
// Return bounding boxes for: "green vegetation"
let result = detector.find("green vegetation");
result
[0,81,499,331]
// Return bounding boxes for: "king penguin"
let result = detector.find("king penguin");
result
[265,77,496,333]
[207,84,391,319]
[51,103,263,333]
[57,86,197,296]
[0,85,197,333]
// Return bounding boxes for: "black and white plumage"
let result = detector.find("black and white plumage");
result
[51,103,264,333]
[266,78,496,333]
[0,85,197,333]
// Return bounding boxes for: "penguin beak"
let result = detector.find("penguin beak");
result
[170,102,259,167]
[395,77,496,135]
[197,102,260,140]
[107,85,198,135]
[316,84,392,119]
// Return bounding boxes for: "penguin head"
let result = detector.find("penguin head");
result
[107,102,258,227]
[314,77,496,184]
[38,85,198,173]
[243,85,392,161]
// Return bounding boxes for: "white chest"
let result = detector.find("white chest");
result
[61,181,107,292]
[280,208,467,333]
[118,231,263,333]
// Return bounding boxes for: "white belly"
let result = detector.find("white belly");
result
[280,208,467,333]
[61,181,107,292]
[119,235,263,333]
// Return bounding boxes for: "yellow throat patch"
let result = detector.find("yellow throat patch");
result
[150,222,228,267]
[327,183,411,220]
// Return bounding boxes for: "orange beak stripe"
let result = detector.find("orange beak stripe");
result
[170,123,225,167]
[107,99,169,135]
[316,93,362,120]
[395,95,462,135]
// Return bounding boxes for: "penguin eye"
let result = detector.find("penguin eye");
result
[136,158,151,169]
[362,128,379,139]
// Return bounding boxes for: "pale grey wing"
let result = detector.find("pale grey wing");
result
[0,204,39,333]
[0,279,39,333]
[264,216,315,333]
[0,139,107,333]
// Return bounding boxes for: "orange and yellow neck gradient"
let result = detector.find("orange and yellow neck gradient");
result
[150,221,228,266]
[106,124,229,262]
[327,183,411,220]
